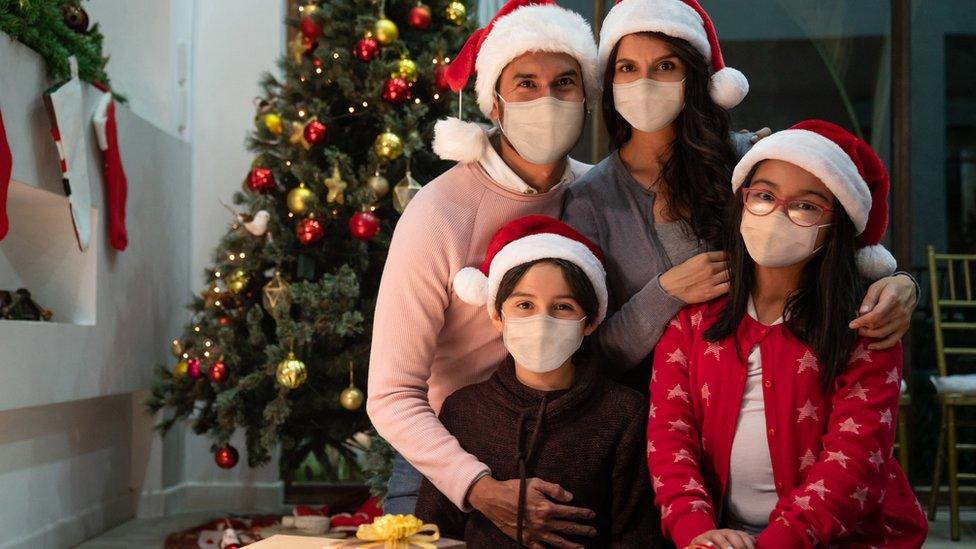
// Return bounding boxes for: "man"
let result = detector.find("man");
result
[367,1,603,546]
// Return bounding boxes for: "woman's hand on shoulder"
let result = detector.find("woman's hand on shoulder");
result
[660,251,730,305]
[849,274,918,350]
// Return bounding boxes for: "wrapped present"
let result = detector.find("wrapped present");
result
[342,514,441,548]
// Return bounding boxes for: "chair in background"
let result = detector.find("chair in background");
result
[925,245,976,541]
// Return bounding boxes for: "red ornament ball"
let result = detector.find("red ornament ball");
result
[299,16,323,40]
[247,167,276,192]
[217,315,230,327]
[187,358,202,379]
[296,217,325,245]
[214,445,239,469]
[349,211,380,241]
[208,360,228,383]
[434,65,451,93]
[382,78,412,104]
[303,119,327,146]
[353,38,379,62]
[407,4,432,30]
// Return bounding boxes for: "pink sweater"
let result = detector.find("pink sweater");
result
[367,158,584,509]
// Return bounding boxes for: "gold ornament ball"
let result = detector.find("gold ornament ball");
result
[276,352,308,389]
[394,58,419,83]
[366,172,390,198]
[373,18,399,46]
[226,269,251,294]
[263,113,283,135]
[173,360,189,378]
[374,132,403,161]
[340,385,365,410]
[287,183,317,215]
[445,1,466,25]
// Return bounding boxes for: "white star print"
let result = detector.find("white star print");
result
[689,499,711,513]
[885,523,902,535]
[839,417,862,434]
[661,504,672,518]
[700,383,711,404]
[850,486,869,509]
[651,368,657,383]
[832,516,848,536]
[653,475,664,490]
[878,489,886,504]
[669,318,683,332]
[673,449,694,463]
[805,479,831,500]
[885,367,900,385]
[797,400,819,422]
[691,311,703,328]
[649,403,657,418]
[683,478,706,494]
[669,419,691,433]
[704,341,723,360]
[794,494,813,510]
[666,348,687,367]
[796,350,819,374]
[646,440,656,455]
[845,382,869,401]
[775,516,790,527]
[799,448,817,470]
[848,344,872,364]
[806,527,819,544]
[667,384,689,402]
[869,449,885,469]
[826,450,851,468]
[880,408,893,426]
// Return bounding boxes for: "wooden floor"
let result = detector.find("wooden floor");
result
[75,509,976,548]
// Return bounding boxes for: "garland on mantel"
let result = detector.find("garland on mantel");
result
[0,0,113,89]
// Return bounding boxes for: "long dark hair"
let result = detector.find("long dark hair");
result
[602,31,735,249]
[704,169,864,392]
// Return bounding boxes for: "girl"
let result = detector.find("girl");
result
[647,120,927,548]
[562,0,917,383]
[415,215,658,548]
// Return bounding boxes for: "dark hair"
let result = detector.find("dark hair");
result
[704,168,864,392]
[494,258,599,327]
[602,31,735,249]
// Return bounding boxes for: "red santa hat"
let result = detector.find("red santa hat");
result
[598,0,748,109]
[453,215,609,323]
[444,0,600,117]
[731,120,896,279]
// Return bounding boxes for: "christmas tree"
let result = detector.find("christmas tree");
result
[147,0,478,477]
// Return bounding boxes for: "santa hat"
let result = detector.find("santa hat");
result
[731,120,896,280]
[598,0,748,109]
[444,0,600,117]
[453,215,609,323]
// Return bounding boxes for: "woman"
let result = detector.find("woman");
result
[562,0,917,385]
[647,120,927,548]
[416,215,657,548]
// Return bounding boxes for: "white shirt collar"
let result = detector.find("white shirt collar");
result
[478,128,574,194]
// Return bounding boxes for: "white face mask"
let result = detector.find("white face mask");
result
[502,313,586,374]
[740,209,832,268]
[612,78,685,133]
[495,94,585,165]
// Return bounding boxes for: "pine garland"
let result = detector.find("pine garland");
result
[0,0,112,86]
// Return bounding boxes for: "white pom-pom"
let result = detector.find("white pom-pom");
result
[432,118,490,163]
[857,244,898,280]
[453,267,489,306]
[709,67,749,110]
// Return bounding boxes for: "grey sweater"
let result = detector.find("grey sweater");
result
[563,151,705,371]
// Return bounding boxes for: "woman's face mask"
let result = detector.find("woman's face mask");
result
[612,78,684,133]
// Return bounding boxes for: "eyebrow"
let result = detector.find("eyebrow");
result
[615,53,678,65]
[751,178,832,202]
[511,69,580,80]
[508,292,578,301]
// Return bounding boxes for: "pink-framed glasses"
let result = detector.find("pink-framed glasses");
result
[741,187,833,227]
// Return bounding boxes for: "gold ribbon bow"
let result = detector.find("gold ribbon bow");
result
[353,514,440,548]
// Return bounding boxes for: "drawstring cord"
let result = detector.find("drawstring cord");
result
[516,394,549,548]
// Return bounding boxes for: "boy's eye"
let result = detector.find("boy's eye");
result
[515,301,533,309]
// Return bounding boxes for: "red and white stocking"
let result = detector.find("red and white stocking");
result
[0,107,11,241]
[93,87,128,251]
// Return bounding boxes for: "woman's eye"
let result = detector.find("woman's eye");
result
[659,61,675,71]
[618,63,635,73]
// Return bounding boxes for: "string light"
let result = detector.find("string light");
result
[285,160,292,167]
[239,252,246,259]
[362,101,368,107]
[214,300,222,307]
[204,351,211,358]
[433,93,440,100]
[214,271,222,278]
[348,107,355,113]
[183,352,189,359]
[288,212,295,218]
[332,52,339,59]
[315,67,323,74]
[229,253,236,260]
[194,326,201,332]
[414,98,421,104]
[444,56,451,63]
[205,340,213,347]
[297,109,307,118]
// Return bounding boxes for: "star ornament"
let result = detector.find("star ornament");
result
[323,165,348,204]
[288,121,311,149]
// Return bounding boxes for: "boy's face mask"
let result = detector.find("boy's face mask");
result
[502,313,586,373]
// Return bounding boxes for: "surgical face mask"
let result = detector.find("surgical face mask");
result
[495,94,585,165]
[612,78,685,133]
[740,209,832,268]
[502,313,586,374]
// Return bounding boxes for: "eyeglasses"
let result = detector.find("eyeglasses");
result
[741,188,833,227]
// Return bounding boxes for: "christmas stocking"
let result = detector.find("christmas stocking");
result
[93,88,128,251]
[44,57,93,252]
[0,107,11,241]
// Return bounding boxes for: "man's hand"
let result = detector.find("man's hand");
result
[850,274,918,350]
[467,476,597,549]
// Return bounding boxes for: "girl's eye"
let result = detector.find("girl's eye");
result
[792,201,818,212]
[757,191,776,202]
[555,303,577,312]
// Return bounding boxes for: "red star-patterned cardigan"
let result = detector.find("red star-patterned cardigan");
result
[647,299,927,548]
